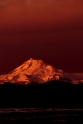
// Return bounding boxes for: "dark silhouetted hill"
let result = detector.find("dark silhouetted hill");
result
[0,80,83,108]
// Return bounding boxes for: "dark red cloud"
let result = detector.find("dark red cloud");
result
[0,0,83,30]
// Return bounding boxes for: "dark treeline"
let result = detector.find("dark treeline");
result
[0,80,83,108]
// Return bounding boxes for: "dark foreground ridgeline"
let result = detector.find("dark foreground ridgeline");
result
[0,80,83,108]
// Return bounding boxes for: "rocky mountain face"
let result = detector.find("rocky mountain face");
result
[0,58,64,84]
[0,58,83,84]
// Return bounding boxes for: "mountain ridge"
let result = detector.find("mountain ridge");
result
[0,58,83,84]
[0,58,63,84]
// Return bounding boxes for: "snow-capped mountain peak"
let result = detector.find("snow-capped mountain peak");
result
[0,58,63,84]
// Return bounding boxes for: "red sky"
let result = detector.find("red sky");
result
[0,0,83,74]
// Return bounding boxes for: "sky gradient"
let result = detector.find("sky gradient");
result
[0,0,83,74]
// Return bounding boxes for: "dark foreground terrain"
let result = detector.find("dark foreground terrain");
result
[0,80,83,108]
[0,81,83,123]
[0,108,83,124]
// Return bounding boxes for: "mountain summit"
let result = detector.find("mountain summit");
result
[0,58,83,84]
[0,58,63,84]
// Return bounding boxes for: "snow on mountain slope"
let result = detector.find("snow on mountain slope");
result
[0,58,83,84]
[0,58,63,84]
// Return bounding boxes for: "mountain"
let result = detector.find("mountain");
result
[0,58,83,84]
[0,58,63,84]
